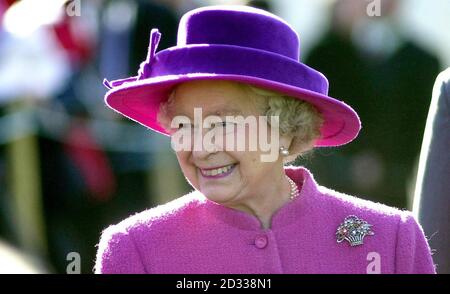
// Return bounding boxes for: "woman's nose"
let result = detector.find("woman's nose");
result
[191,127,221,159]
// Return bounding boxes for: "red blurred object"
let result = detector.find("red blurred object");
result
[0,0,8,21]
[0,0,16,18]
[51,16,95,66]
[64,120,116,202]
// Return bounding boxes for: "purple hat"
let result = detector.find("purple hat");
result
[103,5,360,147]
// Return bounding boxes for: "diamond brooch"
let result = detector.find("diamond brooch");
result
[336,215,374,246]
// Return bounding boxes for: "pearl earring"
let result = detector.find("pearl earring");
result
[280,146,289,157]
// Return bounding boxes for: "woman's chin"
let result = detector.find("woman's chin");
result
[202,191,230,202]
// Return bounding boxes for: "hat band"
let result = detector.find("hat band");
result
[143,44,329,96]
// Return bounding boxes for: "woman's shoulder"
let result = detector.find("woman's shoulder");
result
[95,190,206,273]
[105,190,206,235]
[290,166,411,224]
[315,186,435,273]
[315,184,408,221]
[312,183,431,246]
[291,165,435,273]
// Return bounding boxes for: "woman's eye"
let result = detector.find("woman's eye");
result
[172,123,192,132]
[173,123,183,130]
[179,123,192,129]
[213,122,227,128]
[210,121,229,129]
[210,122,237,134]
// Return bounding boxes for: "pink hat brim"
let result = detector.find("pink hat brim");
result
[105,73,361,147]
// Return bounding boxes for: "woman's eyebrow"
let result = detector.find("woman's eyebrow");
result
[209,109,243,116]
[171,108,243,119]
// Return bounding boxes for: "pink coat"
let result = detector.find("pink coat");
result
[95,166,436,274]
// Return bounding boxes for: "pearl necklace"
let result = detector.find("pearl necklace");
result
[286,175,299,200]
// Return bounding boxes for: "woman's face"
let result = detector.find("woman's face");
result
[168,80,285,207]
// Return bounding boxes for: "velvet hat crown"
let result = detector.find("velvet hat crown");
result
[103,5,361,146]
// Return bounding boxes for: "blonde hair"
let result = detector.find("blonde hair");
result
[157,81,323,162]
[241,84,323,162]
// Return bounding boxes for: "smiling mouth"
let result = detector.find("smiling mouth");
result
[199,163,237,178]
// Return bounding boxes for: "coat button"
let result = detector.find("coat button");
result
[254,235,268,249]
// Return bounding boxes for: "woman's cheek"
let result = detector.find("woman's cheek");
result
[183,165,198,188]
[175,152,197,187]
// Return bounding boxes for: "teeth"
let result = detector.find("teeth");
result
[202,164,234,176]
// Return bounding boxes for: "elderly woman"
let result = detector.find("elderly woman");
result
[95,6,435,274]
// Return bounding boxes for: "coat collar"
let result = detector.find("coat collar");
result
[199,166,320,231]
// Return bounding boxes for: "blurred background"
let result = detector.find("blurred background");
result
[0,0,448,273]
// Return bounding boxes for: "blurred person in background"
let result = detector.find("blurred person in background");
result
[0,0,75,269]
[95,5,435,274]
[305,0,441,209]
[37,0,183,274]
[414,68,450,274]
